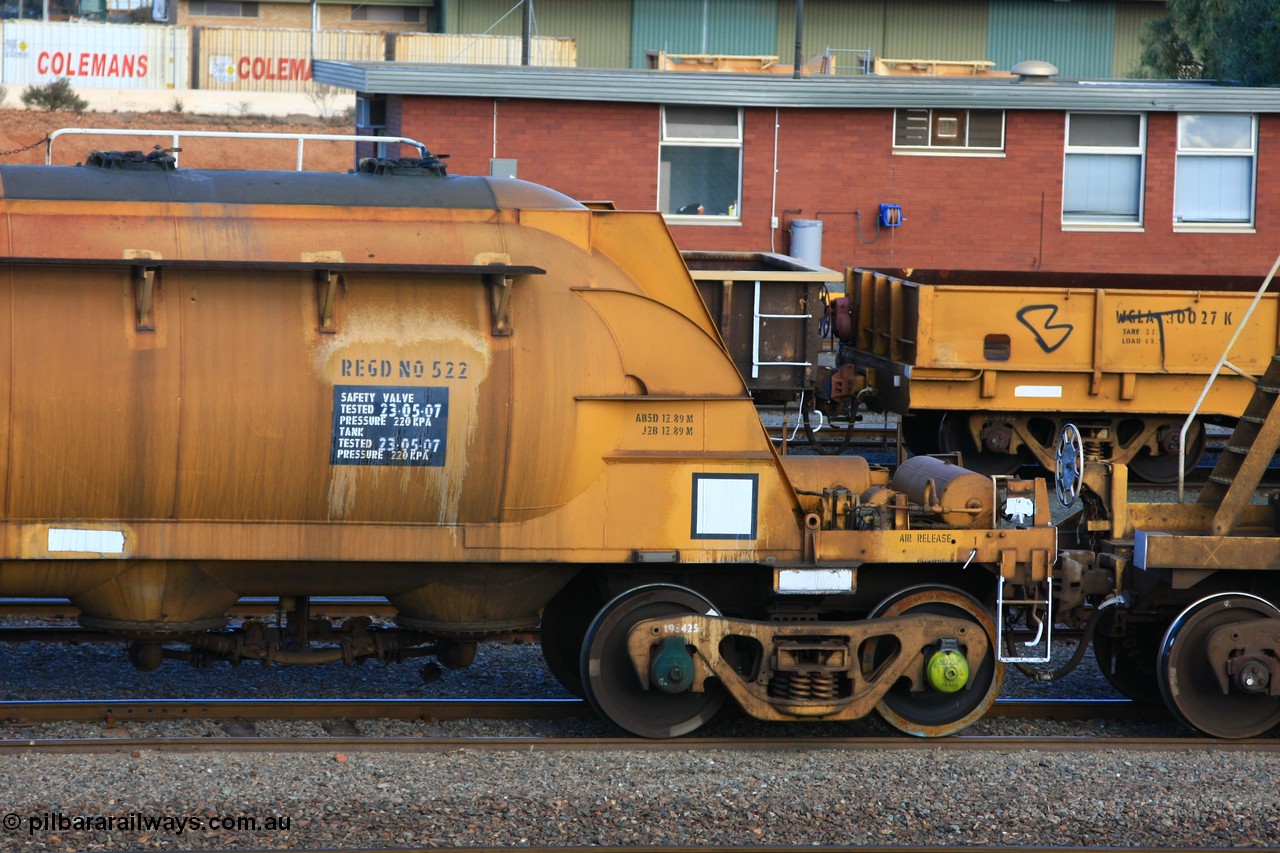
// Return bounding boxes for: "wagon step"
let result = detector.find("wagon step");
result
[1198,352,1280,534]
[994,574,1052,664]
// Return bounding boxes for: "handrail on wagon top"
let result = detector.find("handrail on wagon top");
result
[45,128,431,171]
[1177,251,1280,501]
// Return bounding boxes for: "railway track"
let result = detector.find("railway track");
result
[4,696,1264,850]
[0,696,1165,727]
[4,733,1276,755]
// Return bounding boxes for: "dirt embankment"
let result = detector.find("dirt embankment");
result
[0,108,355,171]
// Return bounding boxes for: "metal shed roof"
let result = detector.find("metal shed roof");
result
[312,61,1280,113]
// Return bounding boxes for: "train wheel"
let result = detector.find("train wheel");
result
[538,573,607,698]
[580,584,725,738]
[937,413,1025,476]
[864,585,1004,737]
[1092,620,1165,705]
[1157,593,1280,738]
[1127,420,1206,484]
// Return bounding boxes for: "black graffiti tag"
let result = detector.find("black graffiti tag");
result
[1016,304,1074,353]
[1111,306,1201,363]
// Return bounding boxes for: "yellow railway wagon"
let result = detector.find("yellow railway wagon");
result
[832,267,1279,482]
[0,147,1058,738]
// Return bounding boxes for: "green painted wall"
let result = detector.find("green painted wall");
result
[988,0,1118,79]
[441,1,1164,74]
[440,0,632,67]
[632,0,779,68]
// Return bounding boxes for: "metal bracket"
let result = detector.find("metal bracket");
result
[132,265,157,332]
[487,273,514,336]
[316,269,343,334]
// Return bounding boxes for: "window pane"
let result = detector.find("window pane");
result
[664,106,739,141]
[894,109,929,146]
[1063,153,1140,221]
[1175,155,1252,222]
[1068,114,1140,148]
[894,108,1003,150]
[931,112,964,147]
[659,145,739,215]
[968,111,1003,148]
[1179,114,1253,151]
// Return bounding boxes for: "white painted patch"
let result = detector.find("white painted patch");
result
[776,568,853,594]
[1004,496,1036,524]
[48,528,125,555]
[693,476,756,538]
[1013,385,1063,398]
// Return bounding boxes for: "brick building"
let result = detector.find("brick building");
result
[174,0,436,33]
[313,60,1280,279]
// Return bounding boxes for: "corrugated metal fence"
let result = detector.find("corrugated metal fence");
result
[3,22,190,88]
[197,28,383,92]
[395,33,576,67]
[1,22,576,93]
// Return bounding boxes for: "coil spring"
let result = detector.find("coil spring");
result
[769,671,840,700]
[1084,438,1105,460]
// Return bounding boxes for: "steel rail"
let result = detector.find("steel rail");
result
[0,697,1156,725]
[2,733,1278,756]
[0,698,587,724]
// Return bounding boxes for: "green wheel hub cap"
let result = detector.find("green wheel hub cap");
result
[927,648,969,693]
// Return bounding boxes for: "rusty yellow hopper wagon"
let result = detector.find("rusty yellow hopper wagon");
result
[0,144,1060,737]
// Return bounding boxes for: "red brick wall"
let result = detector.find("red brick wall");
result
[394,96,1280,279]
[396,97,661,210]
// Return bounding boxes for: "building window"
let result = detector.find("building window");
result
[1063,113,1145,226]
[356,94,388,158]
[893,109,1004,151]
[188,0,257,15]
[1174,114,1256,226]
[659,105,742,221]
[352,4,427,23]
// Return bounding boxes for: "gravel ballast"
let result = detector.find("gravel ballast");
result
[3,638,1280,850]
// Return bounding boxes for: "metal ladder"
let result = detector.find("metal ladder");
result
[1177,253,1280,531]
[750,280,813,379]
[1197,352,1280,535]
[995,575,1053,664]
[992,475,1053,664]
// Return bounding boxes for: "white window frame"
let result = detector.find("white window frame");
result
[1062,112,1146,231]
[1173,113,1257,232]
[658,106,743,225]
[892,108,1006,156]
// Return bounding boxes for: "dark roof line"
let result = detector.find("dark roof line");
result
[313,61,1280,113]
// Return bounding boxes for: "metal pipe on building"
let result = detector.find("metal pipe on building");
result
[793,0,804,79]
[522,0,532,66]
